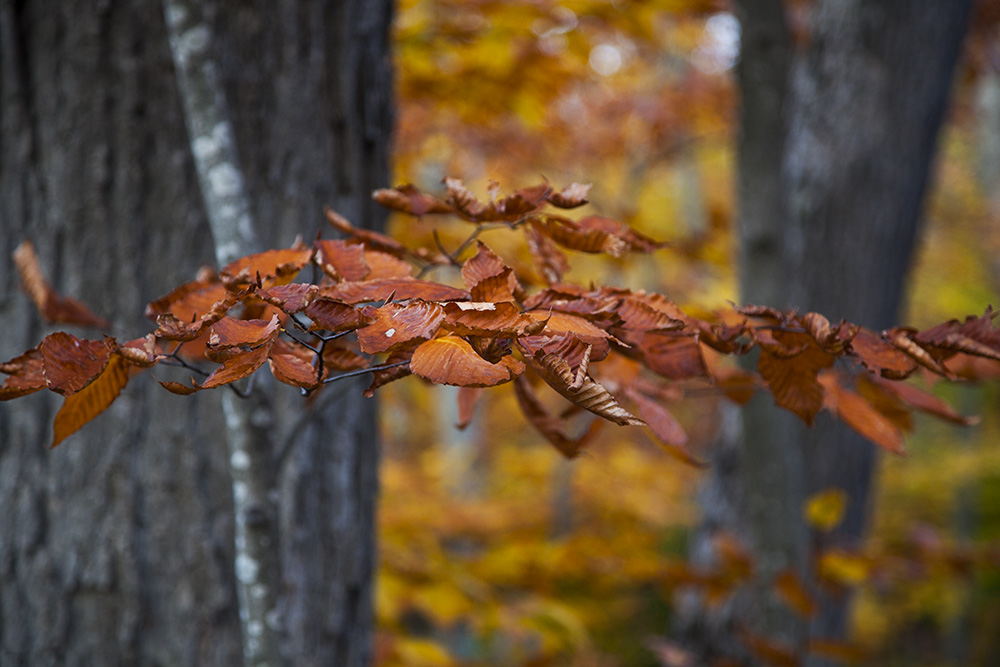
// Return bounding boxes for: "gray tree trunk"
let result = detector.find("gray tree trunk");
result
[682,1,971,663]
[0,1,392,665]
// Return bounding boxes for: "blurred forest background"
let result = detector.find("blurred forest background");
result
[375,1,1000,666]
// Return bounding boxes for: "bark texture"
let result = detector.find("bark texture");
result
[0,1,392,665]
[682,1,972,663]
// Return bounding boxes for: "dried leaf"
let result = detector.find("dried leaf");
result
[372,183,454,216]
[512,374,602,458]
[535,215,628,257]
[268,338,321,389]
[455,386,482,430]
[639,332,707,380]
[849,328,917,379]
[0,346,47,400]
[208,315,280,349]
[304,298,375,332]
[524,221,568,285]
[325,206,408,256]
[357,300,445,354]
[158,378,200,395]
[758,331,834,425]
[221,247,312,284]
[623,386,705,467]
[526,349,644,427]
[315,239,370,281]
[444,177,488,220]
[546,182,591,208]
[819,373,906,454]
[319,278,468,304]
[255,283,317,314]
[364,250,414,279]
[198,341,273,389]
[40,332,113,396]
[461,242,513,292]
[364,345,416,396]
[774,569,818,618]
[867,375,977,426]
[410,335,524,387]
[14,240,112,329]
[441,301,538,337]
[52,355,129,447]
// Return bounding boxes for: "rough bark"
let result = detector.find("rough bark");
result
[681,1,971,663]
[0,1,392,665]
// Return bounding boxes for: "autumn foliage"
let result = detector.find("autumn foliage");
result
[4,179,998,460]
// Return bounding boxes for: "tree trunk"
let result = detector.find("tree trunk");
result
[0,1,392,665]
[682,1,971,663]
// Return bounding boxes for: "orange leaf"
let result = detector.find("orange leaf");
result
[372,183,453,216]
[758,331,835,425]
[455,386,482,430]
[848,328,917,379]
[52,355,129,447]
[221,247,312,285]
[524,222,568,285]
[639,332,707,380]
[410,336,524,387]
[268,339,321,389]
[442,301,540,337]
[255,283,317,314]
[325,207,408,256]
[304,298,374,332]
[867,375,976,426]
[535,215,627,257]
[623,386,705,467]
[209,315,280,349]
[546,182,591,208]
[819,373,905,454]
[158,378,200,395]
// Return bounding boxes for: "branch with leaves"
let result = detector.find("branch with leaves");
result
[4,179,998,469]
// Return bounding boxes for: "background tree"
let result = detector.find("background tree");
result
[0,1,391,665]
[683,0,974,663]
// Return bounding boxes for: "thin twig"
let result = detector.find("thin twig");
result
[322,359,410,385]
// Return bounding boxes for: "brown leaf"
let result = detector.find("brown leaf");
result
[758,331,835,425]
[576,215,666,253]
[40,333,113,396]
[268,338,321,389]
[372,183,454,216]
[255,283,317,314]
[52,354,129,447]
[512,374,602,458]
[364,250,414,279]
[915,308,1000,360]
[444,177,488,220]
[526,349,644,427]
[889,330,954,378]
[535,215,628,257]
[0,346,47,400]
[441,301,539,337]
[198,341,274,389]
[146,274,227,320]
[524,221,569,284]
[325,207,408,256]
[319,278,469,304]
[208,315,281,349]
[462,242,515,293]
[117,334,160,368]
[357,300,445,354]
[456,386,482,430]
[221,247,312,284]
[14,240,112,329]
[639,332,707,380]
[323,341,369,371]
[774,569,818,618]
[618,294,686,331]
[364,345,416,396]
[623,386,705,467]
[546,182,591,208]
[314,239,369,281]
[410,335,524,387]
[819,373,906,454]
[304,297,374,332]
[867,375,977,426]
[158,378,200,395]
[849,328,917,379]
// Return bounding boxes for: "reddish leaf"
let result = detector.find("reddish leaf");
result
[546,182,591,208]
[461,242,514,292]
[441,301,541,337]
[14,240,112,329]
[819,373,906,454]
[146,274,228,321]
[888,329,954,377]
[268,338,321,389]
[524,222,568,285]
[758,331,835,425]
[221,247,312,283]
[158,379,200,395]
[325,207,408,257]
[639,332,707,380]
[456,386,482,430]
[535,215,628,257]
[576,215,666,253]
[52,354,129,447]
[915,307,1000,360]
[117,334,160,368]
[444,177,488,220]
[40,333,113,396]
[255,283,317,314]
[358,300,446,354]
[618,294,686,331]
[304,298,374,332]
[319,278,468,304]
[526,348,644,427]
[867,375,977,426]
[849,328,918,379]
[315,239,369,281]
[198,342,274,389]
[0,346,46,400]
[410,335,524,387]
[323,341,369,371]
[623,386,704,467]
[512,374,602,458]
[774,569,818,618]
[372,183,454,216]
[209,315,280,349]
[364,250,414,279]
[364,345,416,396]
[525,311,613,356]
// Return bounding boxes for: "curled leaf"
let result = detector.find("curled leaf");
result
[410,335,524,387]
